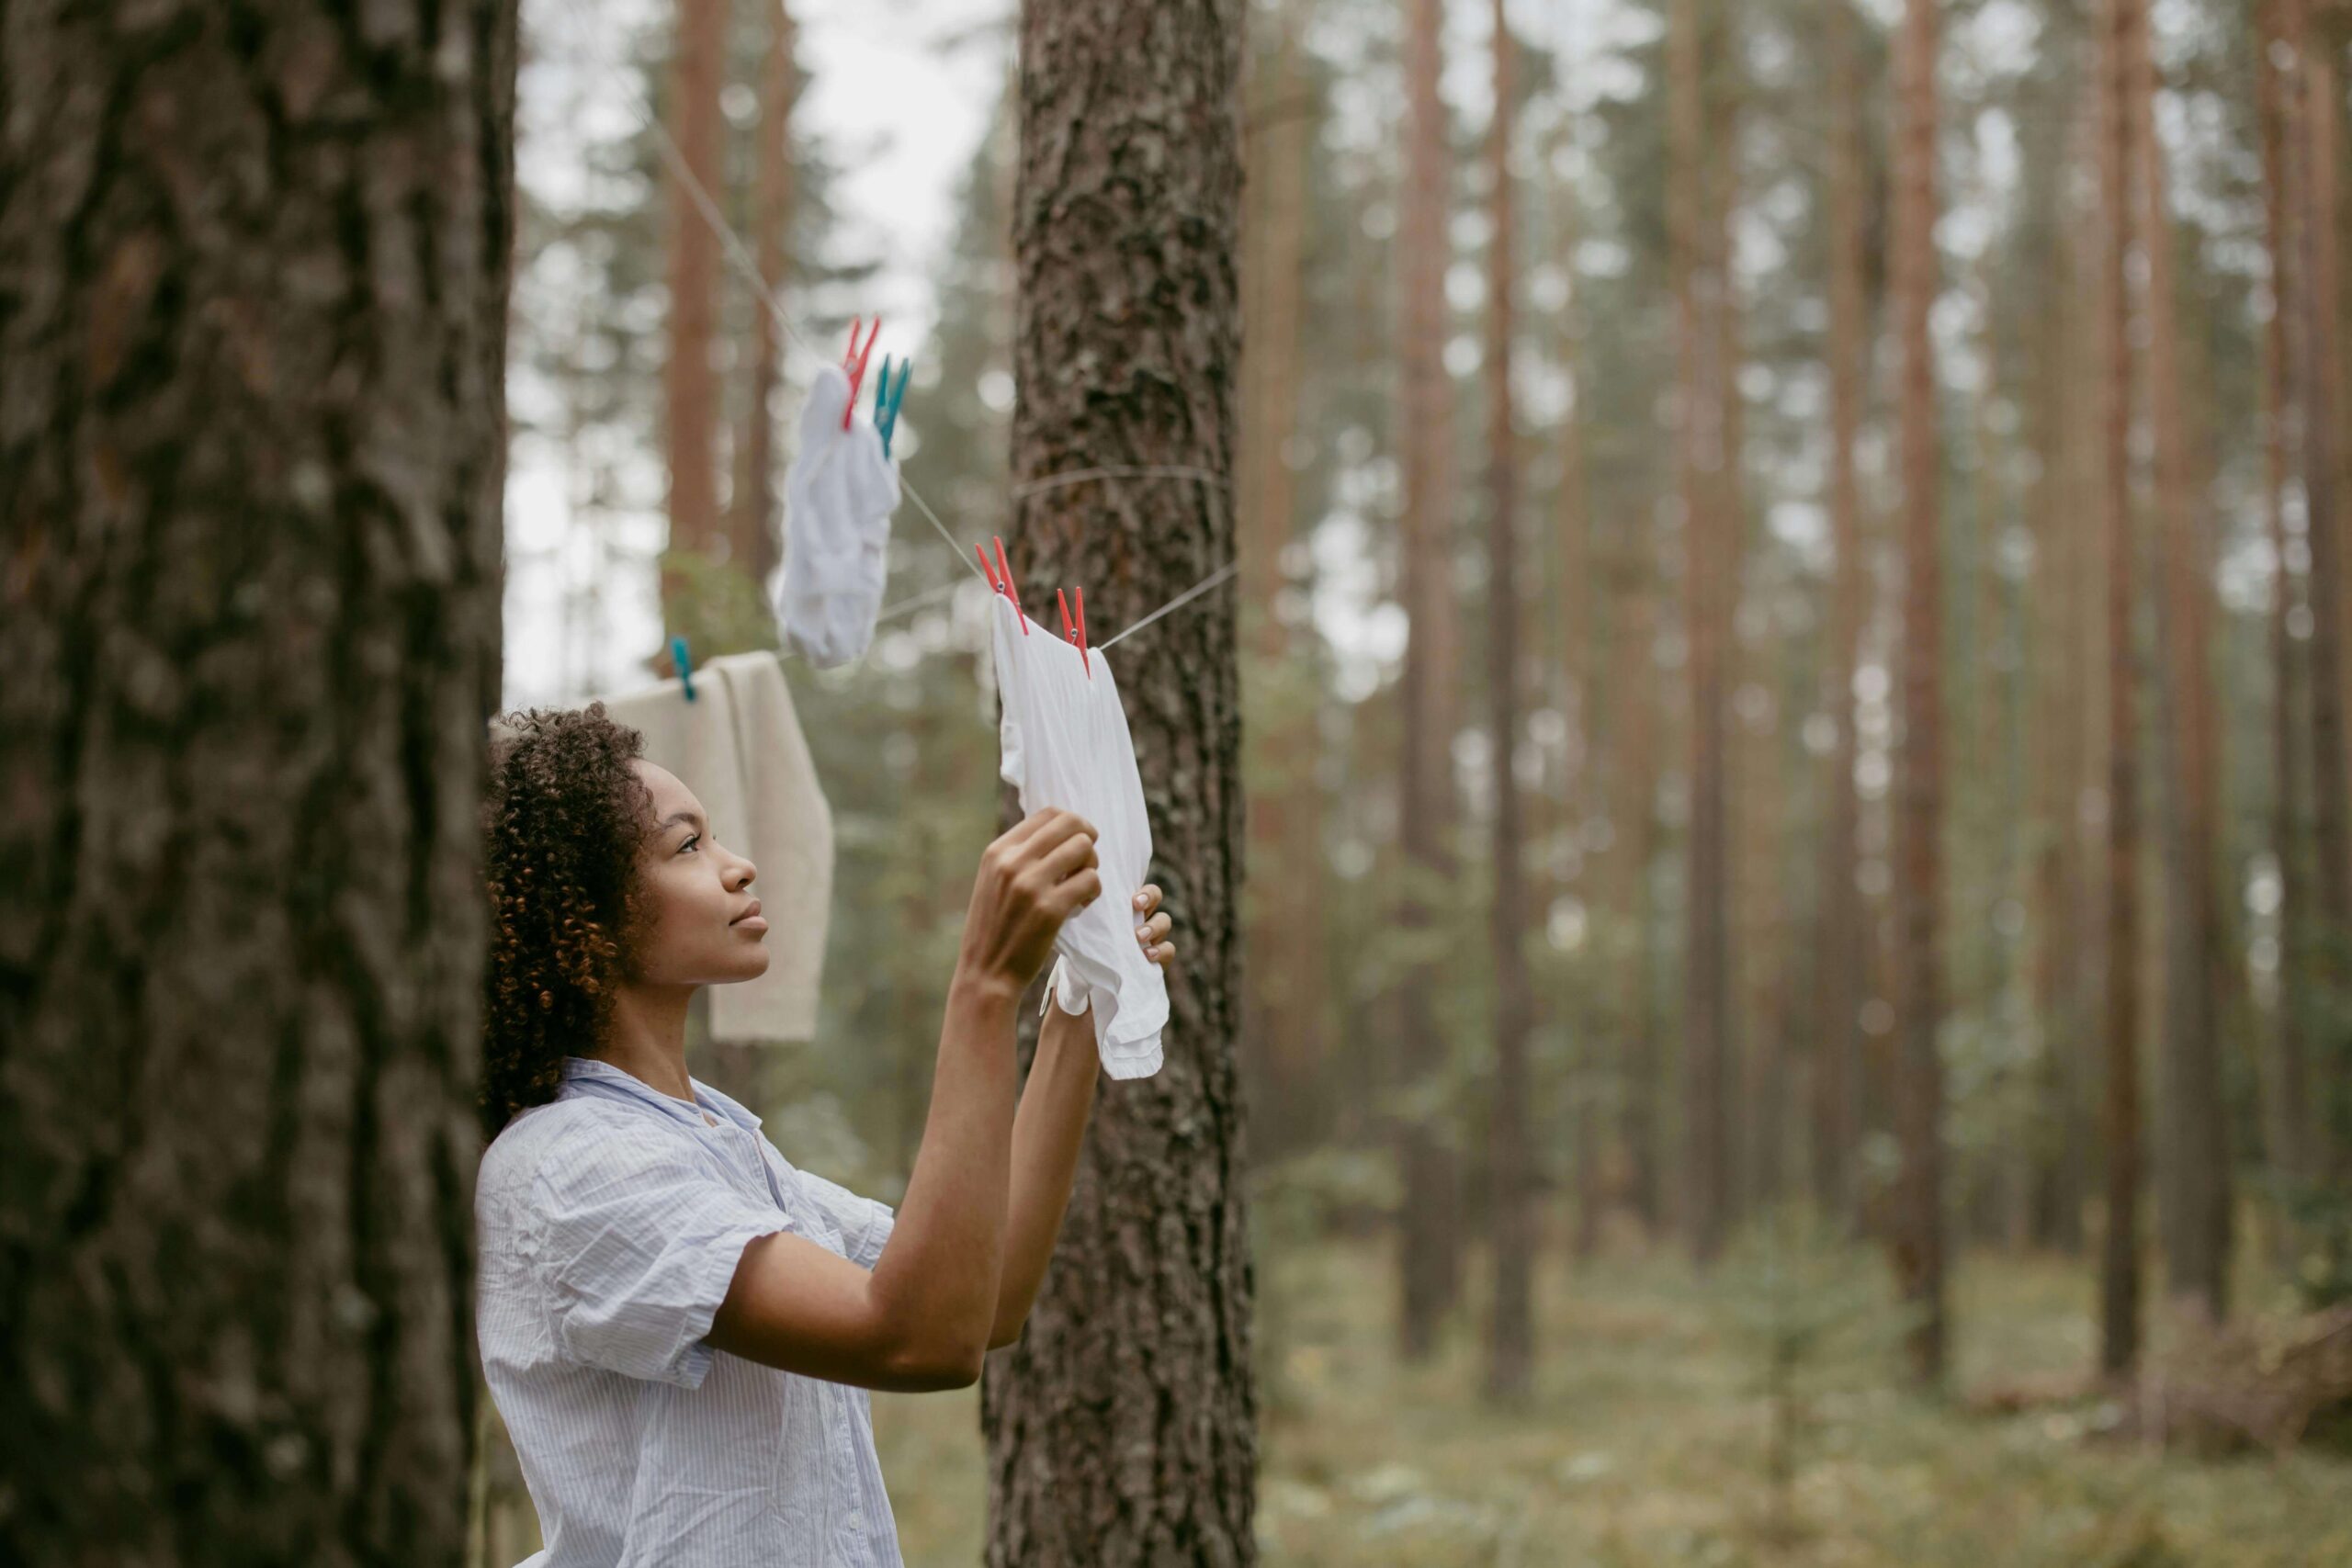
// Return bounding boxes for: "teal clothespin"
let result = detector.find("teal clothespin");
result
[671,634,695,703]
[875,356,911,457]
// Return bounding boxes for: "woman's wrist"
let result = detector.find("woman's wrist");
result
[948,958,1026,1010]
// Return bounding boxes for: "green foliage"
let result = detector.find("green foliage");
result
[868,1237,2349,1566]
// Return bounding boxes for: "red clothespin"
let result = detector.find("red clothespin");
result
[1073,585,1091,680]
[977,543,1001,593]
[842,317,881,431]
[1056,589,1076,642]
[991,536,1029,636]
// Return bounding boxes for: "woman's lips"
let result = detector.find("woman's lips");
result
[734,915,768,931]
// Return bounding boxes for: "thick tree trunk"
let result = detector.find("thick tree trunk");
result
[1889,0,1948,1386]
[2131,7,2232,1322]
[1482,0,1535,1404]
[2097,0,2145,1382]
[1814,0,1869,1231]
[1395,0,1464,1354]
[1670,0,1734,1267]
[731,0,799,593]
[0,0,517,1559]
[661,0,726,613]
[981,1,1255,1561]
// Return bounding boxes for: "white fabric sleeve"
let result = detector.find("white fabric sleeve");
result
[529,1134,793,1389]
[791,1168,897,1270]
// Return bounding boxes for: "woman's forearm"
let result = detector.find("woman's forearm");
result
[867,965,1021,1378]
[989,999,1102,1348]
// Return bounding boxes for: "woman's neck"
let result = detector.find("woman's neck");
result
[592,982,697,1102]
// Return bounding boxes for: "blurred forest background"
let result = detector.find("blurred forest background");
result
[478,0,2352,1561]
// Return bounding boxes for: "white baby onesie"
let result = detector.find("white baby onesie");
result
[988,592,1168,1080]
[778,362,900,668]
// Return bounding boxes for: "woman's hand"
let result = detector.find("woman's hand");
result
[957,808,1102,996]
[1130,884,1176,970]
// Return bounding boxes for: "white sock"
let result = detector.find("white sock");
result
[990,592,1168,1080]
[778,363,899,668]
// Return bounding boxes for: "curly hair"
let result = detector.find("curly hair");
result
[479,703,658,1142]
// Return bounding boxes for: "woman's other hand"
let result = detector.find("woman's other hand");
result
[1130,884,1176,970]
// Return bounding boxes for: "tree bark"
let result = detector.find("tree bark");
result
[0,0,516,1559]
[1611,532,1664,1236]
[1670,0,1734,1267]
[2299,6,2352,1203]
[981,0,1255,1561]
[2097,0,2145,1382]
[1395,0,1464,1354]
[2282,5,2352,956]
[2256,0,2314,1209]
[1238,0,1324,1160]
[1889,0,1949,1385]
[1482,0,1535,1405]
[2131,2,2232,1322]
[1814,0,1870,1232]
[662,0,726,612]
[731,0,799,594]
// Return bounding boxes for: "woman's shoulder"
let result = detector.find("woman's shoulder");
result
[476,1093,688,1214]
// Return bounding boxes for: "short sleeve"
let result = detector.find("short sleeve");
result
[793,1168,896,1270]
[528,1127,793,1389]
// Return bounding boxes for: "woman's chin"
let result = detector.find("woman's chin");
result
[717,945,772,981]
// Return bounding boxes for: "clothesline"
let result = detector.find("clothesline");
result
[574,6,1239,653]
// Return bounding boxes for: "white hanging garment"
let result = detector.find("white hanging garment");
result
[594,653,834,1043]
[988,592,1167,1080]
[778,362,899,668]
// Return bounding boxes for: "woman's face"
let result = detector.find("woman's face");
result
[624,759,772,987]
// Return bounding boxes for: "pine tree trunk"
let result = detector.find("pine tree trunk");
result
[662,0,726,615]
[2282,4,2352,962]
[1238,3,1323,1159]
[1482,0,1535,1404]
[0,0,517,1558]
[1547,156,1604,1263]
[2256,0,2314,1209]
[2097,0,2145,1382]
[1889,0,1949,1385]
[2300,7,2352,1202]
[1612,536,1665,1235]
[1395,0,1464,1355]
[2027,90,2096,1258]
[1670,0,1734,1267]
[732,0,798,593]
[981,1,1255,1560]
[1814,0,1870,1231]
[2131,5,2232,1322]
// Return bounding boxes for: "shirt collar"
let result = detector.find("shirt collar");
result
[559,1055,763,1134]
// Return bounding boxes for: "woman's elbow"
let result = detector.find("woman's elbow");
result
[883,1330,989,1391]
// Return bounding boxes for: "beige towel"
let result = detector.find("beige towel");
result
[595,651,832,1043]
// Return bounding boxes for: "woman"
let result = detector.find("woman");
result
[472,704,1175,1566]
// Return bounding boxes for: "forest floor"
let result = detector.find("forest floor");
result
[874,1232,2351,1566]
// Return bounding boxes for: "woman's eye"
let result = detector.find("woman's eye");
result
[680,836,699,853]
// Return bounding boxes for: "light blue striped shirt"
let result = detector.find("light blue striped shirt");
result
[475,1055,903,1567]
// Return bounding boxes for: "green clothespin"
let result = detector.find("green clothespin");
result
[875,356,911,457]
